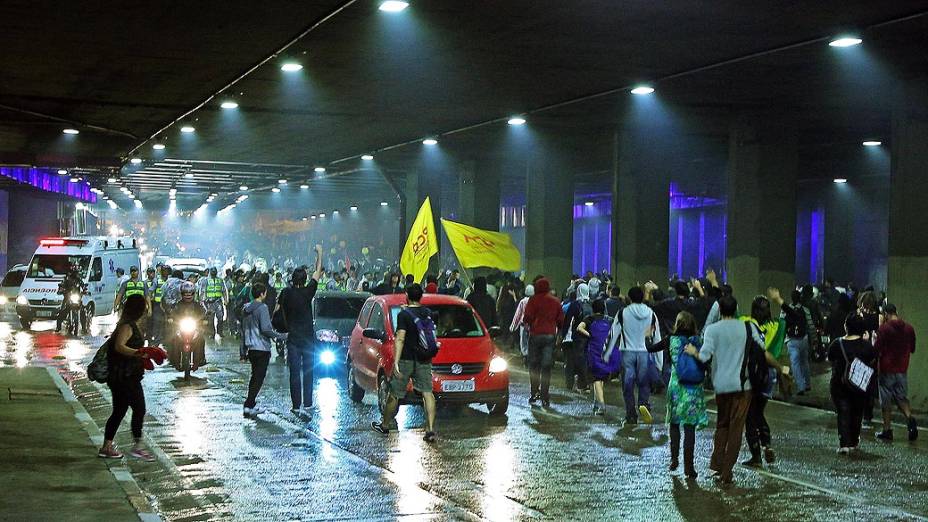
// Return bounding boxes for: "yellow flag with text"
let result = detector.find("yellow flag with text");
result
[400,198,439,283]
[441,219,521,271]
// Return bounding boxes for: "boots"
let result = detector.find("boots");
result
[683,425,697,478]
[669,424,680,471]
[742,446,763,467]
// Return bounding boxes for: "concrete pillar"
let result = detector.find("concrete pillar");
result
[525,151,573,292]
[726,114,798,311]
[457,160,501,232]
[611,130,671,294]
[888,77,928,408]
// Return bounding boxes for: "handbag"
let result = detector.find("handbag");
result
[675,337,706,386]
[87,338,112,383]
[839,339,874,392]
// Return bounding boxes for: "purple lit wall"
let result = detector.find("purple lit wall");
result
[572,201,611,274]
[0,167,96,203]
[668,183,727,280]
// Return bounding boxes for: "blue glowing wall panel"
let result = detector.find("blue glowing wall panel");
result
[0,167,96,203]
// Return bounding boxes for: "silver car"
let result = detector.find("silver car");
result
[0,265,27,322]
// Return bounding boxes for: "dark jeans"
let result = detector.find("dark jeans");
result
[287,336,314,409]
[670,423,697,472]
[528,335,555,399]
[834,391,867,448]
[245,350,271,408]
[745,394,771,455]
[105,380,145,440]
[563,341,589,389]
[622,351,651,420]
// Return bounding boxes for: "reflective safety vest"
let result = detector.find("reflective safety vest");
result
[125,280,145,298]
[153,278,167,303]
[273,280,285,291]
[205,278,224,300]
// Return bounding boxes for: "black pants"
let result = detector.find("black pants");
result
[745,394,771,454]
[105,380,145,440]
[563,341,589,390]
[528,335,555,399]
[670,423,696,472]
[245,350,271,408]
[834,391,867,448]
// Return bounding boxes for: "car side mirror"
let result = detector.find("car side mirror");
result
[488,326,502,338]
[363,328,385,341]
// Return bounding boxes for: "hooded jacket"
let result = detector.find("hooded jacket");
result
[611,302,661,352]
[523,278,564,336]
[467,277,498,327]
[242,299,286,353]
[875,318,916,373]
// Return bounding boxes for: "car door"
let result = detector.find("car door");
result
[358,304,386,384]
[87,257,105,315]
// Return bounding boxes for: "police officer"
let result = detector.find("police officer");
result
[55,264,86,333]
[114,266,147,312]
[273,272,286,293]
[150,265,170,344]
[199,267,228,337]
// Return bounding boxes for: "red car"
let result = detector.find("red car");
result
[346,293,510,415]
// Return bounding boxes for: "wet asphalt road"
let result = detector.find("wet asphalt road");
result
[3,317,928,521]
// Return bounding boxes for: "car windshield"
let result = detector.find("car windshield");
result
[27,255,90,279]
[390,305,485,338]
[316,297,366,319]
[1,269,25,287]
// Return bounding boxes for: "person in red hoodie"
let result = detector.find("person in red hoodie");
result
[522,277,564,407]
[875,303,918,442]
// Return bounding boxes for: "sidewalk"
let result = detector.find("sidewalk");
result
[0,367,155,521]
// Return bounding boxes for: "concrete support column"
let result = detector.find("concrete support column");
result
[458,160,501,231]
[611,130,671,293]
[726,114,798,310]
[525,152,573,292]
[888,77,928,408]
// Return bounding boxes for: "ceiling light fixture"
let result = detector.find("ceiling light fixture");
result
[239,185,248,191]
[108,177,117,183]
[314,167,326,173]
[134,199,143,208]
[311,215,317,219]
[361,154,374,160]
[422,138,438,146]
[272,187,281,193]
[300,184,309,189]
[278,179,287,184]
[380,201,388,207]
[319,213,326,218]
[184,173,194,179]
[862,140,882,147]
[129,158,142,165]
[281,62,303,72]
[584,201,595,206]
[379,1,409,12]
[108,200,118,209]
[152,143,165,150]
[630,85,655,95]
[507,117,526,126]
[69,177,79,183]
[57,169,67,175]
[63,128,79,135]
[350,205,358,211]
[180,126,195,133]
[829,36,862,47]
[221,101,239,109]
[332,210,339,215]
[833,178,848,184]
[169,188,177,195]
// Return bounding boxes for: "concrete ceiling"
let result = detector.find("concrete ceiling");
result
[1,0,927,204]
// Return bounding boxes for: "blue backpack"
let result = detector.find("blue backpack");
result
[676,336,706,386]
[410,309,440,359]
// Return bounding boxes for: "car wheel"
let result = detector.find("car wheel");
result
[19,318,31,330]
[377,372,390,415]
[347,361,365,403]
[488,396,509,416]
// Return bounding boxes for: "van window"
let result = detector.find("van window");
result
[358,301,374,328]
[368,306,385,332]
[89,258,103,282]
[27,255,91,279]
[1,269,25,288]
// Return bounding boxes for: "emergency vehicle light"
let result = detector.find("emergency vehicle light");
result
[39,239,65,246]
[40,238,89,247]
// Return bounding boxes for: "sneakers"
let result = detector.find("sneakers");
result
[876,429,894,441]
[129,447,155,462]
[638,405,653,424]
[908,417,919,441]
[291,407,311,419]
[243,406,267,418]
[763,446,776,464]
[97,446,123,459]
[423,431,436,443]
[837,447,851,454]
[528,394,540,405]
[371,421,391,434]
[592,405,605,417]
[741,456,763,467]
[541,397,551,408]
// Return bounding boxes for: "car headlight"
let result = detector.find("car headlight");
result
[316,329,339,343]
[488,356,508,373]
[0,296,7,306]
[319,350,336,365]
[16,295,28,306]
[69,293,81,305]
[178,317,197,334]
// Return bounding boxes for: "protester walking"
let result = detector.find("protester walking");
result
[780,289,818,395]
[98,295,156,462]
[241,283,287,418]
[577,299,620,415]
[611,286,661,425]
[510,284,534,361]
[875,304,918,442]
[523,277,564,408]
[279,245,323,418]
[562,283,592,392]
[828,314,878,453]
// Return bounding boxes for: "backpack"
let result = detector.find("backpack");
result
[839,339,874,393]
[784,304,807,339]
[741,322,770,393]
[409,308,440,359]
[87,338,111,383]
[675,336,706,386]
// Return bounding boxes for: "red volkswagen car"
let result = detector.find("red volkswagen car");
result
[346,293,510,415]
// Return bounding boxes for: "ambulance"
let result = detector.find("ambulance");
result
[15,237,140,330]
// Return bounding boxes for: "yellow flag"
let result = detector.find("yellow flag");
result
[441,219,521,271]
[400,198,439,283]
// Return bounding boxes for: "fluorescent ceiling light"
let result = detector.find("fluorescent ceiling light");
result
[129,158,142,165]
[63,128,79,135]
[300,184,309,189]
[169,188,177,195]
[239,185,248,191]
[862,141,882,147]
[319,213,326,218]
[380,201,388,207]
[332,210,339,215]
[311,215,317,219]
[829,37,862,48]
[280,62,303,72]
[314,167,326,173]
[184,173,194,179]
[350,205,358,211]
[584,201,594,206]
[361,154,374,160]
[69,177,79,183]
[152,143,165,150]
[108,177,117,183]
[422,138,438,145]
[507,117,526,126]
[220,101,239,109]
[278,179,287,184]
[272,187,280,193]
[630,85,655,95]
[379,1,409,12]
[180,126,195,133]
[134,200,143,208]
[833,178,848,184]
[57,169,67,175]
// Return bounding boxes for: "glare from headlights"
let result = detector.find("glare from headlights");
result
[489,356,508,373]
[0,296,7,305]
[320,350,336,365]
[179,317,197,334]
[16,295,28,306]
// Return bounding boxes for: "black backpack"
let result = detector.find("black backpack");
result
[784,304,807,339]
[741,322,770,394]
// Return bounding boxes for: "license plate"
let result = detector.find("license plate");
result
[441,380,475,393]
[36,310,54,318]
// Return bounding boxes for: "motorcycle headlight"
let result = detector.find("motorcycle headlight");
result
[69,293,81,305]
[488,356,508,373]
[319,350,336,365]
[0,296,8,306]
[316,329,340,343]
[16,295,27,306]
[179,317,197,334]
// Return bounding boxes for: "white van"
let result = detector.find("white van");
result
[16,236,140,330]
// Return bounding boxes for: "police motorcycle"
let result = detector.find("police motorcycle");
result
[166,282,208,381]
